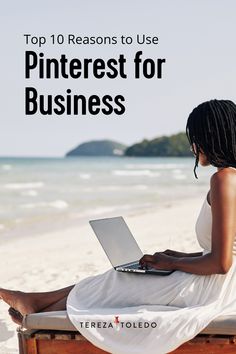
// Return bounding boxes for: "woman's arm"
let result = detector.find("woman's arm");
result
[140,169,236,275]
[162,249,203,258]
[170,253,225,275]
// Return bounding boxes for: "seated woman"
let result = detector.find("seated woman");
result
[1,99,236,354]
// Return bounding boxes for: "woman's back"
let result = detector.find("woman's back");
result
[195,195,236,256]
[196,168,236,257]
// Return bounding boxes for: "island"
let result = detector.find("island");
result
[124,132,192,157]
[66,139,127,157]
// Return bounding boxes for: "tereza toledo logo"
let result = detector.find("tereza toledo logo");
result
[114,315,121,331]
[78,315,158,331]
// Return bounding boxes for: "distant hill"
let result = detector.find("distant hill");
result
[66,140,127,157]
[125,132,192,157]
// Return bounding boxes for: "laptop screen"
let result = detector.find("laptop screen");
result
[89,216,143,268]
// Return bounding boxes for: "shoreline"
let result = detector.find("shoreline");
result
[0,193,207,246]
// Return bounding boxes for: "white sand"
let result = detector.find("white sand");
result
[0,197,204,353]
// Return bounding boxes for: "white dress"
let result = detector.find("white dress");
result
[67,195,236,354]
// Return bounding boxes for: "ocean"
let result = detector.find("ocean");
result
[0,156,215,240]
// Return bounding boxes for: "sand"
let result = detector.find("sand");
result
[0,196,204,354]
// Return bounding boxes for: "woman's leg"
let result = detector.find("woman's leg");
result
[41,296,67,312]
[0,284,75,316]
[8,296,68,325]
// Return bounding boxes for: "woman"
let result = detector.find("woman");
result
[1,99,236,354]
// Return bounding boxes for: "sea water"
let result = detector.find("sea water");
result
[0,156,215,240]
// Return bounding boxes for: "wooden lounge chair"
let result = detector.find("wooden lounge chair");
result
[18,310,236,353]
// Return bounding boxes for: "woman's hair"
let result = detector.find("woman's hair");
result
[186,99,236,179]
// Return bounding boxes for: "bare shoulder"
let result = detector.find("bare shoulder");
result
[210,168,236,203]
[210,168,236,186]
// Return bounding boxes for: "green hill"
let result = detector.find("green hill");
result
[66,140,126,157]
[125,132,192,157]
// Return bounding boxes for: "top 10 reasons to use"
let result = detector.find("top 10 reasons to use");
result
[23,34,166,117]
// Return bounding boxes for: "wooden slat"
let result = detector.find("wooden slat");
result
[18,332,26,354]
[35,339,110,354]
[207,336,230,344]
[34,333,52,340]
[189,336,209,343]
[75,334,89,341]
[26,338,38,354]
[171,344,236,354]
[170,337,236,354]
[54,334,73,341]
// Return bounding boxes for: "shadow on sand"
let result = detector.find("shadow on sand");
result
[0,319,14,342]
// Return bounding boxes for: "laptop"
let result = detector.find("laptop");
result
[89,216,175,276]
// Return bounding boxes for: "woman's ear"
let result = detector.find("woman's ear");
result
[194,143,204,155]
[199,147,206,155]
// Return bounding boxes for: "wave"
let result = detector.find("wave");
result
[133,184,148,190]
[81,187,93,192]
[125,163,188,170]
[2,164,12,171]
[71,204,133,218]
[99,184,148,191]
[172,174,187,180]
[4,182,44,190]
[79,173,91,179]
[112,170,161,177]
[172,169,182,173]
[72,206,118,218]
[20,200,68,210]
[50,200,69,209]
[98,185,123,191]
[21,190,38,197]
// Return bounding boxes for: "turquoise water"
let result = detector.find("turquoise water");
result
[0,157,215,238]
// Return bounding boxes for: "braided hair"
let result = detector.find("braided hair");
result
[186,99,236,179]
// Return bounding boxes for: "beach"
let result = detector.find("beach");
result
[0,156,213,353]
[0,196,205,353]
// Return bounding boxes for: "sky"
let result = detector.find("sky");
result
[1,0,236,157]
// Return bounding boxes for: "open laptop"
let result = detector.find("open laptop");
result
[89,216,175,276]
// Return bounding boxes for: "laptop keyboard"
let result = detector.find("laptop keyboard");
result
[126,263,143,269]
[121,263,169,272]
[127,263,158,271]
[125,263,154,270]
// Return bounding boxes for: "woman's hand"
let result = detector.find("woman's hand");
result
[139,252,175,270]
